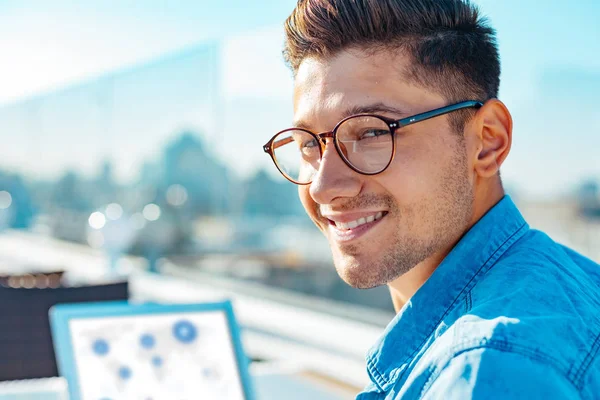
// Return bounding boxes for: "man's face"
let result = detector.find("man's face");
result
[293,49,475,289]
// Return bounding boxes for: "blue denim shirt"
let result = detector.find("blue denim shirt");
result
[357,196,600,399]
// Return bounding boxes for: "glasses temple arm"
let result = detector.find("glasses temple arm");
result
[396,100,483,127]
[265,136,294,152]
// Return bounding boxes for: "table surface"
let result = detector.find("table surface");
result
[0,372,353,400]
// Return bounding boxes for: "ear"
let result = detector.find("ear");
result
[472,99,512,178]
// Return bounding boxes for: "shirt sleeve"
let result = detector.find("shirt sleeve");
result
[420,347,581,400]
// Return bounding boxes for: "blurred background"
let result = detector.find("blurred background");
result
[0,0,599,398]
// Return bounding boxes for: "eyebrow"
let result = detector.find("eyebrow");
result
[293,102,408,130]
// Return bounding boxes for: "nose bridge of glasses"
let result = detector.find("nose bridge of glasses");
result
[313,131,334,153]
[316,130,335,143]
[315,130,352,172]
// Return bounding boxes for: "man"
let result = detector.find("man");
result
[262,0,600,398]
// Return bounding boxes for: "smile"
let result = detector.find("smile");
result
[325,211,389,242]
[331,211,385,230]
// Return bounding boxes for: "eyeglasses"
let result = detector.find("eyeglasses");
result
[263,100,483,185]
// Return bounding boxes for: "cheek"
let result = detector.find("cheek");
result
[378,147,441,203]
[298,186,319,220]
[384,133,459,200]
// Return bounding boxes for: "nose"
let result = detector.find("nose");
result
[309,139,362,205]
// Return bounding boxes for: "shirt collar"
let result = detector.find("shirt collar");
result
[365,195,529,391]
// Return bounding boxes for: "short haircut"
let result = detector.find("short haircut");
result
[283,0,500,132]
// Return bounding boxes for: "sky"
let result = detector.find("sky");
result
[0,0,599,198]
[0,0,297,104]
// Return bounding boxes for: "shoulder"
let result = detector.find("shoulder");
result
[465,228,600,351]
[466,228,600,343]
[420,347,581,399]
[440,229,600,396]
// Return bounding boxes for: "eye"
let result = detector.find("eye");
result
[360,129,390,139]
[302,138,319,148]
[299,138,320,159]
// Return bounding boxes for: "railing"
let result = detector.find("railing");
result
[0,230,392,394]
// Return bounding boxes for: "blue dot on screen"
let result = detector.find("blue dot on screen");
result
[140,333,156,349]
[152,355,163,367]
[118,366,132,380]
[92,339,110,356]
[172,320,198,344]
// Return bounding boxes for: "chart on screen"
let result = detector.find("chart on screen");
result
[68,311,246,400]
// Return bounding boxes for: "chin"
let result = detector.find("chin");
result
[334,258,387,289]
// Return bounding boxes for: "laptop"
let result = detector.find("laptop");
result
[50,300,254,400]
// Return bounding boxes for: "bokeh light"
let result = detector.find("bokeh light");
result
[0,191,12,210]
[21,274,35,289]
[87,231,105,249]
[105,203,123,221]
[166,184,188,207]
[88,212,107,230]
[143,204,161,221]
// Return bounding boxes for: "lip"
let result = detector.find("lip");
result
[326,212,387,242]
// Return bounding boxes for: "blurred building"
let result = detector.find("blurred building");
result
[0,172,36,229]
[162,131,231,216]
[241,169,304,217]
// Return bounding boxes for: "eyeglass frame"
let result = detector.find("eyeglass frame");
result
[263,100,484,185]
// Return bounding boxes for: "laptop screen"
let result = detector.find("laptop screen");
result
[51,301,253,400]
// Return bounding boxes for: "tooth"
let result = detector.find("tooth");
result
[335,214,383,230]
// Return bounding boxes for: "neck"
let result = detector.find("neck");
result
[387,184,505,313]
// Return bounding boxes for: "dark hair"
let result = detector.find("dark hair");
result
[283,0,500,132]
